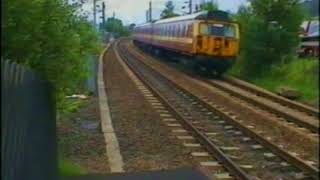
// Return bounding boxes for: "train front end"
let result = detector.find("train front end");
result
[193,11,240,75]
[196,22,239,57]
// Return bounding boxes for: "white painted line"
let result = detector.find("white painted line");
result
[98,44,124,173]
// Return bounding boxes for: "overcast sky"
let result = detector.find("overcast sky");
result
[81,0,248,25]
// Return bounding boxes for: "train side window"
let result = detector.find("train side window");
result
[162,26,165,36]
[165,26,167,36]
[176,24,179,37]
[172,25,175,37]
[182,24,185,37]
[187,24,193,37]
[184,25,187,37]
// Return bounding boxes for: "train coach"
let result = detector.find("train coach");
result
[133,10,240,76]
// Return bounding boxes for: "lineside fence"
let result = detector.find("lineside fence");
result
[1,60,57,180]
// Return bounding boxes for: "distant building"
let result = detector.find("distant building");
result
[301,0,319,17]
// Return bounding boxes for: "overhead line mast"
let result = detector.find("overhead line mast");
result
[149,1,152,21]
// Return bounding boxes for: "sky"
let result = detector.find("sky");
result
[81,0,248,25]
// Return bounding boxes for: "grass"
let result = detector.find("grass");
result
[58,97,90,176]
[59,159,87,176]
[58,98,90,119]
[229,57,319,104]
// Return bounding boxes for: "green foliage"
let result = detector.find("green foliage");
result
[161,1,180,19]
[103,17,130,37]
[2,0,102,106]
[234,58,318,102]
[59,98,89,117]
[232,0,305,77]
[59,159,87,176]
[200,2,219,12]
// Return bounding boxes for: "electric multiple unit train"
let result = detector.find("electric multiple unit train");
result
[133,10,240,76]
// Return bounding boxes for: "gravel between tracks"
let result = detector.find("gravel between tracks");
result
[103,46,198,172]
[127,41,319,165]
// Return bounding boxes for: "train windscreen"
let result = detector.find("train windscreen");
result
[200,23,236,38]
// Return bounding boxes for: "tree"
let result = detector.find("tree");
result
[200,1,219,12]
[2,0,101,106]
[160,1,179,19]
[129,23,136,31]
[103,17,130,37]
[232,0,305,77]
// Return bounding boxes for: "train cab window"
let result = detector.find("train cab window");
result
[200,23,236,38]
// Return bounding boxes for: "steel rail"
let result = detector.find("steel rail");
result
[122,40,319,180]
[204,79,319,133]
[114,41,253,180]
[223,77,319,117]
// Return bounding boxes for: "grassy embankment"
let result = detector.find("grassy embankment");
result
[229,58,319,106]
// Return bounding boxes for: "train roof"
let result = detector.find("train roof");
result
[135,10,234,28]
[154,10,233,24]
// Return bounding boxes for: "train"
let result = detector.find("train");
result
[298,18,319,57]
[132,10,240,77]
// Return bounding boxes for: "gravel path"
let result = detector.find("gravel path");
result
[103,46,198,172]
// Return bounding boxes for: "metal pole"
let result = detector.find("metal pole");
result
[102,2,105,26]
[149,1,152,21]
[93,0,96,27]
[189,0,192,14]
[146,10,149,22]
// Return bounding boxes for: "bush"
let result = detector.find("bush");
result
[2,0,102,106]
[250,58,319,102]
[232,0,305,78]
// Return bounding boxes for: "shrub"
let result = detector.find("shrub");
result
[232,0,305,78]
[2,0,102,106]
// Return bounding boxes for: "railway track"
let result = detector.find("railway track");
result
[114,40,319,179]
[204,79,319,134]
[130,41,319,136]
[222,77,319,117]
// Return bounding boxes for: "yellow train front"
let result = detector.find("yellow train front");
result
[133,10,240,76]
